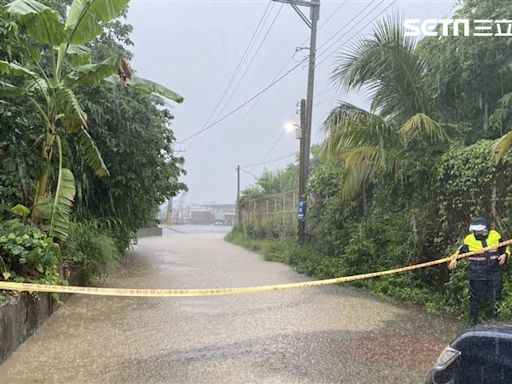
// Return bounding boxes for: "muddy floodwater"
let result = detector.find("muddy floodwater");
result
[0,225,463,383]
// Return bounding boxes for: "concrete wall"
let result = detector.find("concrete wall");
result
[0,273,81,365]
[136,227,163,237]
[0,293,56,364]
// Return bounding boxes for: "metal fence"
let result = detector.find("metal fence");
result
[240,189,299,237]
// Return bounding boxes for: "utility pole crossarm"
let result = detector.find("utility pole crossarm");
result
[290,3,311,28]
[272,0,318,8]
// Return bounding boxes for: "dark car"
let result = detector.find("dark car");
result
[426,326,512,384]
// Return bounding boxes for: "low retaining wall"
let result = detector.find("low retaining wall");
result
[136,227,163,237]
[0,273,81,365]
[0,292,57,364]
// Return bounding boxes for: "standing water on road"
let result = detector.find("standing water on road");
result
[0,227,462,384]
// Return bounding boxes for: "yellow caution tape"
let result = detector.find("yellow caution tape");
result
[0,239,511,298]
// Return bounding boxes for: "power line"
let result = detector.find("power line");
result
[241,152,297,169]
[314,87,336,100]
[182,0,396,146]
[202,51,304,155]
[200,51,299,157]
[317,0,396,65]
[311,1,397,110]
[212,4,284,124]
[261,130,286,161]
[228,1,399,194]
[181,60,305,143]
[316,0,377,53]
[319,0,348,29]
[265,0,349,84]
[314,96,336,108]
[195,0,350,154]
[240,168,259,179]
[201,97,261,157]
[308,0,398,147]
[189,1,273,146]
[189,4,283,148]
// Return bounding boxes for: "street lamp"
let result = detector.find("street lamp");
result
[284,121,301,140]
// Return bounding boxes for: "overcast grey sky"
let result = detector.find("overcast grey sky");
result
[126,0,457,205]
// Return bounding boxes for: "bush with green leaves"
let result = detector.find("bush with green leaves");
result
[435,140,512,249]
[0,219,61,284]
[61,221,120,280]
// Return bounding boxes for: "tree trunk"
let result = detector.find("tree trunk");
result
[484,100,489,131]
[491,178,497,222]
[411,210,420,256]
[362,187,367,216]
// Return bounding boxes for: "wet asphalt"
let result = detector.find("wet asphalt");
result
[0,225,463,383]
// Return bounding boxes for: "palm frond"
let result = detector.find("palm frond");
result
[495,131,512,162]
[322,102,398,158]
[331,13,428,121]
[399,113,450,145]
[340,146,400,201]
[341,160,376,201]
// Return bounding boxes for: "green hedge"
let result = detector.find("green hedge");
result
[232,140,512,322]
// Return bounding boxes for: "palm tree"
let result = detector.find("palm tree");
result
[323,15,451,201]
[0,0,183,241]
[492,93,512,162]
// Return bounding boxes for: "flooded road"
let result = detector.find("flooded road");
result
[0,226,462,383]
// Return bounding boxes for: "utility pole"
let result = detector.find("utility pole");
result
[165,197,173,225]
[236,165,242,229]
[274,0,320,243]
[298,99,307,241]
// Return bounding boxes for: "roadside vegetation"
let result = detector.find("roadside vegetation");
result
[0,0,185,287]
[229,0,512,321]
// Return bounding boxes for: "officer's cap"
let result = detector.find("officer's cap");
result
[469,217,489,232]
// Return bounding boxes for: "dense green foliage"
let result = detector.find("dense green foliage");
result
[0,0,185,284]
[240,163,299,203]
[233,0,512,322]
[62,221,119,280]
[72,84,185,250]
[420,0,512,141]
[0,219,62,285]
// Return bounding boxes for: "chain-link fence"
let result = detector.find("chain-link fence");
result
[239,189,299,238]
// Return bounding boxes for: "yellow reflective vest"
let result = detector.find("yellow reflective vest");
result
[459,230,508,279]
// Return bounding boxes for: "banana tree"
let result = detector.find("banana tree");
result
[0,0,183,241]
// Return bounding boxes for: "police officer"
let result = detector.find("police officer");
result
[449,217,508,325]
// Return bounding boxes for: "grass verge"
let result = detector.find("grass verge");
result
[225,231,455,317]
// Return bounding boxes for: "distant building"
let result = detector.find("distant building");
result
[175,204,235,225]
[190,210,215,225]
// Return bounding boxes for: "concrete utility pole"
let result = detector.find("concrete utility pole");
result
[165,197,173,225]
[236,165,242,228]
[274,0,320,243]
[298,99,307,241]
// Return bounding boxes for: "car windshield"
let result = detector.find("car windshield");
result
[1,0,511,383]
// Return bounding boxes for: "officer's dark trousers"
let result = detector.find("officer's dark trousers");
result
[469,276,503,321]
